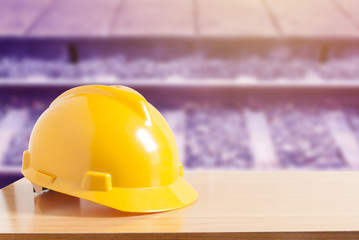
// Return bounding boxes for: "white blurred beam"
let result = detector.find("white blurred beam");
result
[324,110,359,168]
[244,109,278,169]
[0,109,29,166]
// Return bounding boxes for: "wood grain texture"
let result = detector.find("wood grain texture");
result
[2,171,359,239]
[0,0,53,36]
[266,0,359,39]
[29,0,122,37]
[335,0,359,28]
[112,0,194,37]
[197,0,278,38]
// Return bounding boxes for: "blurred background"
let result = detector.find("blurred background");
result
[1,0,359,188]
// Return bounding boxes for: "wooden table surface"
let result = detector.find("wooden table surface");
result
[1,171,359,239]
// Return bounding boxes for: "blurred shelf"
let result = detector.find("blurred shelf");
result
[2,78,359,89]
[1,0,359,44]
[0,165,21,175]
[1,79,359,171]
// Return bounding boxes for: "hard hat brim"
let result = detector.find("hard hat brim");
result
[23,167,198,213]
[78,177,198,213]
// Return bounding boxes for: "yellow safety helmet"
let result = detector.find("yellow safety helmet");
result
[21,85,197,212]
